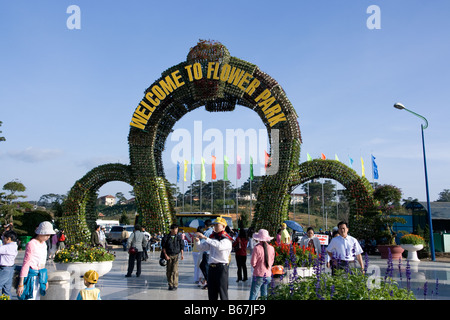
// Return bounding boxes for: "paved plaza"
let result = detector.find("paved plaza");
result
[10,246,450,301]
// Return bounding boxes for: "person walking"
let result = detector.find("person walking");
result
[233,228,248,282]
[326,221,364,275]
[16,221,55,300]
[280,223,291,244]
[161,224,184,290]
[99,226,106,248]
[0,230,18,298]
[142,227,151,261]
[57,229,66,250]
[125,225,148,277]
[195,217,233,300]
[199,219,213,290]
[90,225,101,247]
[249,229,275,300]
[192,227,203,285]
[299,227,322,255]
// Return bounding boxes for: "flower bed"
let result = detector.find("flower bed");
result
[267,251,416,300]
[273,242,317,268]
[54,243,115,263]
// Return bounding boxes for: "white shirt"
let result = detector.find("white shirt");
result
[326,235,363,261]
[196,237,232,264]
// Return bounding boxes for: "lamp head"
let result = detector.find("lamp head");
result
[394,103,405,110]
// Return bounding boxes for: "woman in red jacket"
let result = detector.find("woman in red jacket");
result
[233,228,248,282]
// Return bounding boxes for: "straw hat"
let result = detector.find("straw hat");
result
[35,221,56,235]
[252,229,273,242]
[212,217,227,227]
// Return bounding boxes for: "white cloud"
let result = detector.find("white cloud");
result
[3,147,64,163]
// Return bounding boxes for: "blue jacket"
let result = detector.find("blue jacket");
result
[19,268,47,300]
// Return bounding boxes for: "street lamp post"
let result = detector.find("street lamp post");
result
[394,103,435,261]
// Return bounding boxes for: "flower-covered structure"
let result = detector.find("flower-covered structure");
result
[61,40,375,243]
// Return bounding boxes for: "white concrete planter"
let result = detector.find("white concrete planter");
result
[400,244,424,262]
[54,261,113,299]
[282,267,314,283]
[41,271,71,300]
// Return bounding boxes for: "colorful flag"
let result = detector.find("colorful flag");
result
[237,155,241,180]
[371,155,379,180]
[211,155,217,180]
[349,156,354,168]
[335,154,339,161]
[307,153,312,161]
[321,153,326,160]
[184,160,188,181]
[191,157,195,181]
[176,161,180,183]
[250,156,254,181]
[201,157,206,182]
[224,155,229,180]
[361,157,365,177]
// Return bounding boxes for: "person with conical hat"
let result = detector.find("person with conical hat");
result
[195,217,232,300]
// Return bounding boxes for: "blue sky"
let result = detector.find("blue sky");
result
[1,0,449,203]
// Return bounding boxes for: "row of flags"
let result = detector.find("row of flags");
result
[307,153,379,180]
[176,153,379,184]
[176,155,255,183]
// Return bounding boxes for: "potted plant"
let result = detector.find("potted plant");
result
[400,234,425,261]
[53,242,115,277]
[372,184,406,259]
[54,242,115,298]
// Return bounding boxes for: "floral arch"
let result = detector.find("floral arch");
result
[61,41,374,241]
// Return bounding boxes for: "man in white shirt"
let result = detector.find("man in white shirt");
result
[326,221,364,275]
[195,217,232,300]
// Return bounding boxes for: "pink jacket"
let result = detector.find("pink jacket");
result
[250,242,275,277]
[20,239,47,278]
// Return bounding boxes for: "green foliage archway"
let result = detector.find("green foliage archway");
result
[61,164,133,244]
[61,41,375,241]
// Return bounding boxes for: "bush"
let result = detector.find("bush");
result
[266,249,416,300]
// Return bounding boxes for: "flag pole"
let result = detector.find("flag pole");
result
[250,178,252,217]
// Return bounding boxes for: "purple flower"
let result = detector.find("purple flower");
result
[435,278,439,296]
[405,260,411,291]
[330,285,335,299]
[364,252,370,274]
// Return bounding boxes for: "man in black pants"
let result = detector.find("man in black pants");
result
[195,217,232,300]
[161,224,184,290]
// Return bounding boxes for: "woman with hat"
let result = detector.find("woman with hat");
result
[249,229,275,300]
[16,221,55,300]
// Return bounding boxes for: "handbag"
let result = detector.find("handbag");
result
[128,246,137,254]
